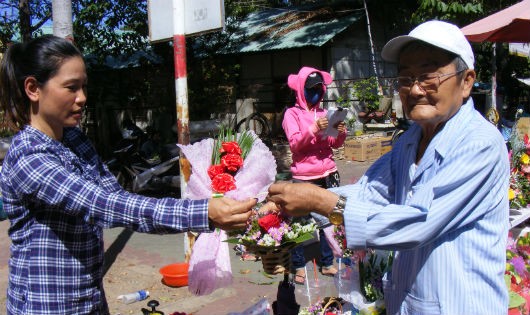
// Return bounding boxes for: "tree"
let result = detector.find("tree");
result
[52,0,73,39]
[0,0,148,55]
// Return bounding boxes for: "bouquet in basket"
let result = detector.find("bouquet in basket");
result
[299,297,350,315]
[178,127,277,295]
[226,205,317,273]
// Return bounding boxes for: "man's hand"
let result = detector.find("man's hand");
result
[267,182,338,217]
[207,197,255,230]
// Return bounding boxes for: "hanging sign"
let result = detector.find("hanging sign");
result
[148,0,225,43]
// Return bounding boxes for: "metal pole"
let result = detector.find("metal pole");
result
[172,0,190,193]
[363,0,383,96]
[491,43,497,111]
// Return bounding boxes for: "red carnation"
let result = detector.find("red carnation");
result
[258,213,282,232]
[211,173,236,193]
[220,141,242,155]
[207,164,225,179]
[208,164,225,179]
[221,153,244,173]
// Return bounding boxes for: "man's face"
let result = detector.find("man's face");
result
[397,46,475,131]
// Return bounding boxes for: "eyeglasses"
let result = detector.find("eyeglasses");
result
[392,70,465,93]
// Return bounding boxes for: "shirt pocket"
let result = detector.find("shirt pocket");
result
[401,291,441,315]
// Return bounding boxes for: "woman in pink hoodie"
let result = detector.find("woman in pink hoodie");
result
[283,66,347,284]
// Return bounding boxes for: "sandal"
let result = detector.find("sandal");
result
[241,252,259,261]
[321,265,338,276]
[293,270,306,285]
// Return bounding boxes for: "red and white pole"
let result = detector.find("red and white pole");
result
[172,0,190,193]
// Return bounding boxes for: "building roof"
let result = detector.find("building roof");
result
[221,3,365,54]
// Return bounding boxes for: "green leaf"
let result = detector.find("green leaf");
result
[225,237,242,244]
[290,232,315,244]
[509,291,526,308]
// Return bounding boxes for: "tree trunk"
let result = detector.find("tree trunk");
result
[19,0,31,42]
[52,0,73,40]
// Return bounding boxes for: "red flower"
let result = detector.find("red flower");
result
[220,141,242,155]
[211,173,236,193]
[221,153,244,173]
[207,164,225,179]
[258,213,282,232]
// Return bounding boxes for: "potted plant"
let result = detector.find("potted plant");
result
[353,77,385,124]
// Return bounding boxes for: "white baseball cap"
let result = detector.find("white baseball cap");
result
[381,20,474,70]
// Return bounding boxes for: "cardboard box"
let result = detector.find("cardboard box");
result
[380,136,393,155]
[344,137,381,161]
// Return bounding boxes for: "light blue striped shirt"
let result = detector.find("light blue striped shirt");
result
[331,99,509,315]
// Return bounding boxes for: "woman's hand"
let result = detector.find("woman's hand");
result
[207,197,255,230]
[316,117,328,131]
[335,121,346,134]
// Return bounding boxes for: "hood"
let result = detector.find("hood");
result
[287,66,332,111]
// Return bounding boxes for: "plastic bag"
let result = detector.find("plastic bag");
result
[333,262,385,315]
[323,225,342,257]
[188,229,232,296]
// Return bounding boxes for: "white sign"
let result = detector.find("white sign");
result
[148,0,225,43]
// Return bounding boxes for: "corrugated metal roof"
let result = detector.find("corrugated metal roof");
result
[222,3,365,54]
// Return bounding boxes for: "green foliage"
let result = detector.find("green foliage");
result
[212,126,254,165]
[352,77,380,112]
[412,0,484,25]
[73,0,149,58]
[335,95,351,108]
[359,251,394,302]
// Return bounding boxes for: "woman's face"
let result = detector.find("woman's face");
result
[30,56,87,137]
[304,85,324,106]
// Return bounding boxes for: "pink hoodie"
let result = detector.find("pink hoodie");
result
[283,66,347,179]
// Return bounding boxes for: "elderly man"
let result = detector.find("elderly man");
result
[267,20,509,314]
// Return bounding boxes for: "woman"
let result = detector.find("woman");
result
[0,35,254,314]
[282,66,347,284]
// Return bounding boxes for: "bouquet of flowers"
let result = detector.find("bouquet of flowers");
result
[507,231,530,315]
[178,127,277,295]
[358,250,393,303]
[508,133,530,209]
[226,207,317,274]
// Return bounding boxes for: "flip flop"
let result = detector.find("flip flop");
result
[321,265,338,276]
[293,273,306,285]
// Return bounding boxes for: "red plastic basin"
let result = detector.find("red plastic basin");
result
[159,262,189,287]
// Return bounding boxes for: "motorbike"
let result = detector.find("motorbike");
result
[106,133,181,198]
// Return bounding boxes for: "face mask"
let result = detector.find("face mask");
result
[304,86,324,106]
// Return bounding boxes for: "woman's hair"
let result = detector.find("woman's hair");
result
[0,35,83,131]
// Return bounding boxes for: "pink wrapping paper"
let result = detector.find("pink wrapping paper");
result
[178,131,276,295]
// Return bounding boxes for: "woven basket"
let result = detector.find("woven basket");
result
[247,242,297,274]
[320,297,343,315]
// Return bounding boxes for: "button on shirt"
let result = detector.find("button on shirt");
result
[1,126,210,314]
[331,99,509,315]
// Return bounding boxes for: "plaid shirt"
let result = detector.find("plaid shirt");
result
[1,126,210,314]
